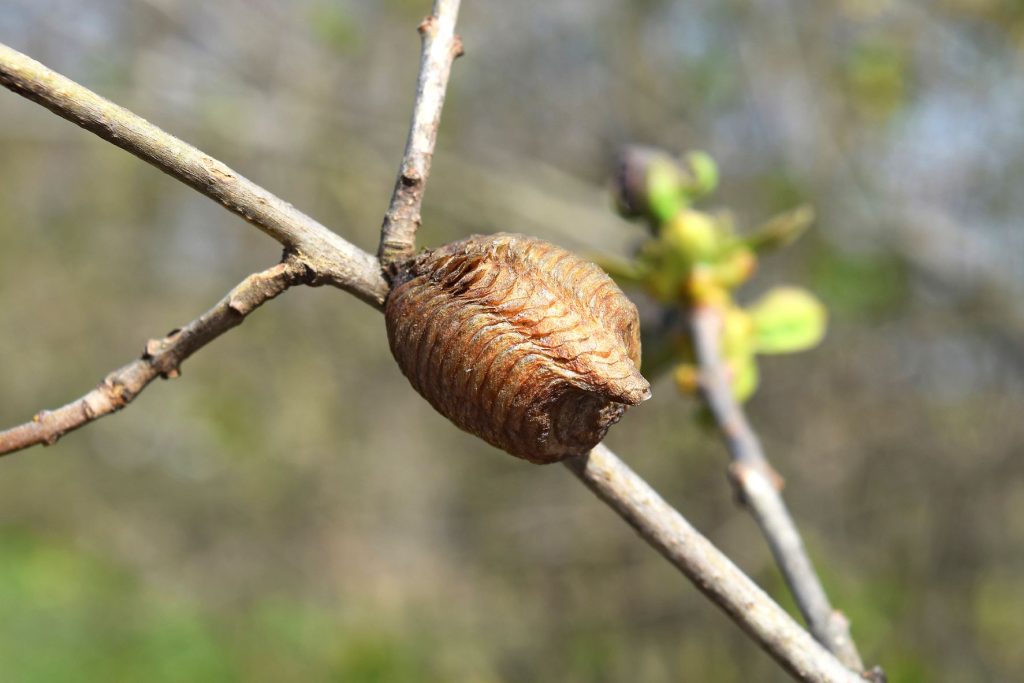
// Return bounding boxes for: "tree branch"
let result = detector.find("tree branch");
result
[0,27,880,683]
[0,41,387,308]
[0,258,311,457]
[690,305,868,673]
[565,445,864,683]
[377,0,464,270]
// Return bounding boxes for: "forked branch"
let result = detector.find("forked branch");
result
[0,258,311,456]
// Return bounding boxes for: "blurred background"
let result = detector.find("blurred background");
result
[1,0,1022,680]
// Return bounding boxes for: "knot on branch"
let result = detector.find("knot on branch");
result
[400,168,423,187]
[101,375,135,408]
[727,461,785,507]
[31,410,62,445]
[40,423,60,446]
[418,15,438,36]
[864,665,888,683]
[143,333,183,379]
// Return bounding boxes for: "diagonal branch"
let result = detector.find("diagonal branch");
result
[565,445,864,683]
[0,258,311,457]
[690,305,869,673]
[0,42,387,308]
[378,0,464,271]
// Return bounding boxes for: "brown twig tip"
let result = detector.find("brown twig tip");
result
[0,259,310,457]
[378,0,463,269]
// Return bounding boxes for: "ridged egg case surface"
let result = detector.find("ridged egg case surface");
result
[385,233,650,464]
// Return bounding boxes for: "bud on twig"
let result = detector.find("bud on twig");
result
[612,146,683,222]
[612,146,720,225]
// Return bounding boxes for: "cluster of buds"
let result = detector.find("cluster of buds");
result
[602,146,827,402]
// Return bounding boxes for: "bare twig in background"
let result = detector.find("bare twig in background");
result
[0,42,387,308]
[378,0,464,270]
[690,305,868,672]
[0,22,874,683]
[0,258,311,456]
[565,445,864,683]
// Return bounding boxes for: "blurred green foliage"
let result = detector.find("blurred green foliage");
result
[0,533,455,682]
[809,247,908,321]
[309,2,362,55]
[843,38,909,122]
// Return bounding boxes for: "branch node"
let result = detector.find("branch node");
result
[864,666,888,683]
[830,609,852,631]
[729,459,786,495]
[104,376,135,407]
[400,168,422,186]
[202,155,234,182]
[227,297,247,315]
[143,338,163,359]
[726,462,749,507]
[418,15,438,36]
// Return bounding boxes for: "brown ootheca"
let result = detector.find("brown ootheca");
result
[385,233,650,463]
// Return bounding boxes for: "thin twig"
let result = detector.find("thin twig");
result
[0,258,311,456]
[690,305,868,672]
[0,41,387,308]
[0,30,876,683]
[377,0,464,271]
[565,445,863,683]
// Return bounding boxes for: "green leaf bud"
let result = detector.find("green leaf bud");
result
[612,146,684,223]
[662,209,721,262]
[682,151,719,199]
[749,286,827,354]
